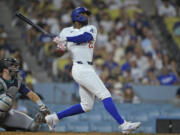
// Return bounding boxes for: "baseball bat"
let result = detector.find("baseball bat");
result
[15,12,52,37]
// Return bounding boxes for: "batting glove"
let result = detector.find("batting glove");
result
[53,36,66,44]
[53,36,67,51]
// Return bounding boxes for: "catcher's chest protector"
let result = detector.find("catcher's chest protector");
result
[0,74,22,98]
[0,75,22,119]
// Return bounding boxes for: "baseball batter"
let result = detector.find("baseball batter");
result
[0,58,50,131]
[45,7,141,133]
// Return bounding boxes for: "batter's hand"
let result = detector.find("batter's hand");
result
[53,37,67,51]
[53,36,66,44]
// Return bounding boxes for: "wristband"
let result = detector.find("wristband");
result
[36,100,44,106]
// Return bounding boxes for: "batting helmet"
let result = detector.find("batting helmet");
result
[71,7,91,23]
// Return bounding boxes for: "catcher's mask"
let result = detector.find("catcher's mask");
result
[0,58,19,78]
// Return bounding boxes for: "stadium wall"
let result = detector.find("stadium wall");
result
[33,83,180,103]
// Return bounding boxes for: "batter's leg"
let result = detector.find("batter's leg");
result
[45,86,95,131]
[1,109,40,131]
[73,68,141,132]
[79,85,95,112]
[56,85,94,120]
[73,69,124,124]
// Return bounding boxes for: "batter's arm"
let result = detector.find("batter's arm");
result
[54,32,93,49]
[66,25,97,44]
[66,32,93,44]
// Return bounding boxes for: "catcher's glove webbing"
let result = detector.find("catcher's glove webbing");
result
[34,105,50,123]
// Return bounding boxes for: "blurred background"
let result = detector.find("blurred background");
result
[0,0,180,133]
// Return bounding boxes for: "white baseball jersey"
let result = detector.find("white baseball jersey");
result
[59,25,97,63]
[58,25,111,112]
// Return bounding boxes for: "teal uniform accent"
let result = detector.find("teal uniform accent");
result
[0,83,4,94]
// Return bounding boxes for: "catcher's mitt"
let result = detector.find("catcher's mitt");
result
[34,105,50,124]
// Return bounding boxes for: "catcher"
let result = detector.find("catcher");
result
[0,58,50,131]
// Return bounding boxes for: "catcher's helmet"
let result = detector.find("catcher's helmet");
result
[71,7,91,23]
[0,58,19,73]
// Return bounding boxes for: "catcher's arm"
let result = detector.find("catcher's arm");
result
[26,91,43,106]
[27,91,50,123]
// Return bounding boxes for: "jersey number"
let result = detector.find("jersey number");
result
[88,41,94,48]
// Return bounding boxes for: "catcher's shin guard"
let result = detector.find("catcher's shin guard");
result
[28,120,41,131]
[28,111,46,131]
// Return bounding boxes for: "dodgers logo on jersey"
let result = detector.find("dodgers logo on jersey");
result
[90,28,94,33]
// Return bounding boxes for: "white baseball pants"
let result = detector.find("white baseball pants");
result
[72,63,111,112]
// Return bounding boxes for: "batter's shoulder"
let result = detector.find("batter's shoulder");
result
[85,25,97,34]
[59,26,74,36]
[61,27,73,32]
[87,25,97,30]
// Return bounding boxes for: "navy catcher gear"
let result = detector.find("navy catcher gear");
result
[71,7,91,23]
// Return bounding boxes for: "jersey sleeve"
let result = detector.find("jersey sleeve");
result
[66,32,93,44]
[66,25,97,44]
[19,83,31,95]
[87,25,97,41]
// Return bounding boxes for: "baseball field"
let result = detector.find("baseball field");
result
[0,132,179,135]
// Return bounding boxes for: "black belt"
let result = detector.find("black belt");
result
[77,61,93,65]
